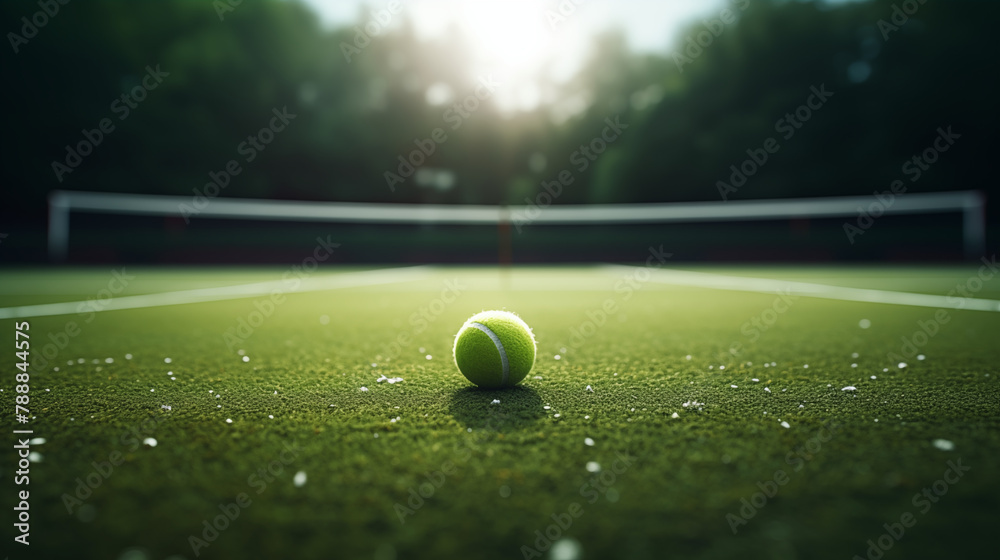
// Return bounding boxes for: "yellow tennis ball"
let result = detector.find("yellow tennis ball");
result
[453,310,536,388]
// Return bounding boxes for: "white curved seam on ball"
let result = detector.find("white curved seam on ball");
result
[468,322,509,385]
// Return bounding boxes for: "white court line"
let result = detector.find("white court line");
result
[0,266,434,319]
[605,265,1000,312]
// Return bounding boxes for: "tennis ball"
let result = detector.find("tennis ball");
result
[453,310,536,388]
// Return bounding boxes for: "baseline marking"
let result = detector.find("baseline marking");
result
[605,265,1000,312]
[0,266,434,319]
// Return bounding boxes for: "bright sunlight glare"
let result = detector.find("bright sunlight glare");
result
[304,0,732,112]
[457,0,552,72]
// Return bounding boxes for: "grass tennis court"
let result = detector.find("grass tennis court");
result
[2,265,998,559]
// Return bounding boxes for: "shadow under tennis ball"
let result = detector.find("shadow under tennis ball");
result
[447,385,546,433]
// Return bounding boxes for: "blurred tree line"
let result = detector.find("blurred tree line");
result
[2,0,997,231]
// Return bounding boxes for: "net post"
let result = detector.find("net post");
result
[963,192,986,259]
[498,206,512,266]
[48,191,70,263]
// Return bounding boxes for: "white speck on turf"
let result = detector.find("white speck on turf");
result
[842,386,857,392]
[550,538,583,560]
[28,452,43,462]
[932,439,955,451]
[105,358,113,363]
[533,375,543,380]
[29,437,46,445]
[586,461,600,473]
[554,413,561,418]
[585,385,593,393]
[730,385,738,389]
[125,353,133,359]
[898,362,907,369]
[371,363,377,368]
[803,364,809,369]
[752,378,759,382]
[143,437,157,447]
[917,354,926,361]
[871,375,877,380]
[671,412,680,418]
[852,363,858,368]
[883,368,889,372]
[780,421,790,429]
[242,356,250,363]
[161,405,172,411]
[544,405,551,410]
[425,355,433,360]
[217,405,221,408]
[859,319,871,329]
[764,387,771,393]
[491,399,500,405]
[685,355,692,360]
[554,354,561,360]
[164,358,172,363]
[719,366,725,370]
[360,387,369,392]
[268,414,274,419]
[226,418,232,424]
[584,437,595,446]
[294,471,307,487]
[150,389,154,392]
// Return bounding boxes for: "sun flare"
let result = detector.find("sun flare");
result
[457,0,553,73]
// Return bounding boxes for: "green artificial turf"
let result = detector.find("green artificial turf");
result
[0,265,998,560]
